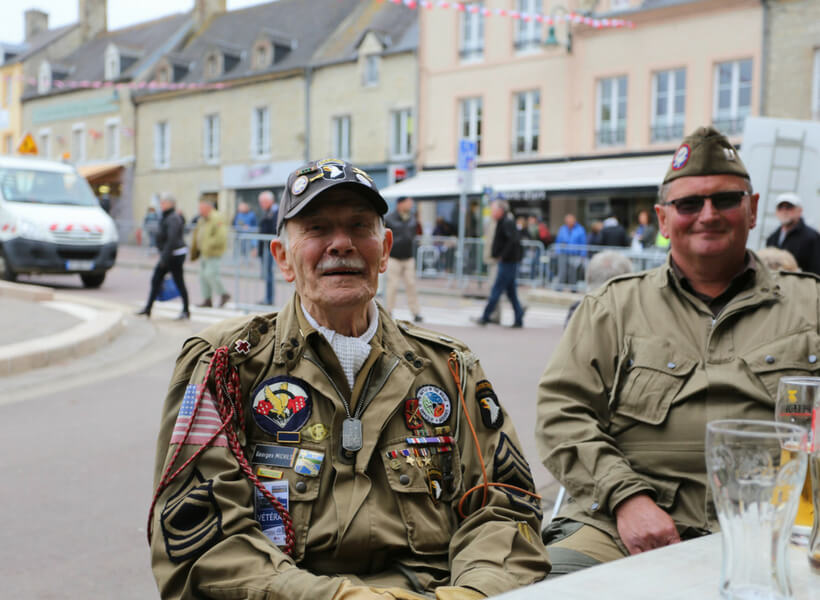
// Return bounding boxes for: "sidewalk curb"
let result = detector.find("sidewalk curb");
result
[0,282,127,377]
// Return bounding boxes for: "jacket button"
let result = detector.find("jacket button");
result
[399,474,410,485]
[809,355,817,364]
[765,355,775,364]
[590,502,600,511]
[294,481,307,493]
[286,350,295,360]
[258,323,268,334]
[290,337,300,347]
[413,359,423,368]
[666,362,676,369]
[404,351,414,361]
[627,359,634,368]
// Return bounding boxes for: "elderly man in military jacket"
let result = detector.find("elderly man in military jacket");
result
[536,126,820,575]
[149,159,549,599]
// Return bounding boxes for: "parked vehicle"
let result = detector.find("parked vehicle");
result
[0,156,118,288]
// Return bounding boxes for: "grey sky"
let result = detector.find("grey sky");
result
[0,1,270,45]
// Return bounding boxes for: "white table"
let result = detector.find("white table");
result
[494,534,820,599]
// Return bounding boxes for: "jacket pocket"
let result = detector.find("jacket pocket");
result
[379,442,462,555]
[742,330,820,400]
[613,337,697,425]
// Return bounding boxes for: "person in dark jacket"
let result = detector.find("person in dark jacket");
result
[257,190,278,305]
[384,196,422,321]
[476,200,525,327]
[765,193,820,275]
[137,192,190,319]
[598,215,630,247]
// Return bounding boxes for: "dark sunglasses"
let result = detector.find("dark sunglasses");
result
[663,191,748,215]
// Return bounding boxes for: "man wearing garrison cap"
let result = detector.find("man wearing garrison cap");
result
[536,126,820,575]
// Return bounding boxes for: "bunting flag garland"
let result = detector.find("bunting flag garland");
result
[379,0,635,29]
[20,75,231,91]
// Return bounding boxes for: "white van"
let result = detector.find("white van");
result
[0,156,119,288]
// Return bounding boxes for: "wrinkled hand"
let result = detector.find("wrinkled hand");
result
[435,586,485,600]
[332,581,428,600]
[614,493,680,555]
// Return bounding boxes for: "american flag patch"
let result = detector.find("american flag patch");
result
[170,384,228,447]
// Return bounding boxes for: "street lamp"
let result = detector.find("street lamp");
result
[543,5,572,53]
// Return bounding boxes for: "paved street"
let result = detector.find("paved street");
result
[1,257,566,598]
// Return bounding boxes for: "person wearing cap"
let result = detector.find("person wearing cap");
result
[535,126,820,576]
[149,158,549,600]
[765,192,820,275]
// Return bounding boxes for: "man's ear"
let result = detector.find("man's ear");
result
[380,228,393,274]
[748,193,760,230]
[271,238,296,282]
[654,204,670,239]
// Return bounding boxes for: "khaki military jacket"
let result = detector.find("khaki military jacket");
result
[191,211,227,259]
[536,254,820,549]
[151,295,549,599]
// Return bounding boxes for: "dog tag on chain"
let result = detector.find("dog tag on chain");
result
[342,418,363,452]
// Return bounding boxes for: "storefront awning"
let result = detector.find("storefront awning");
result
[77,162,124,184]
[379,154,672,199]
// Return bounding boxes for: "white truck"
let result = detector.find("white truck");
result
[0,156,119,287]
[741,116,820,251]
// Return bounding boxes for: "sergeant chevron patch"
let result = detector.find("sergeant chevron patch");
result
[160,468,223,563]
[493,432,541,519]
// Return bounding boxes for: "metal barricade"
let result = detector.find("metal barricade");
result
[542,244,669,292]
[228,231,279,313]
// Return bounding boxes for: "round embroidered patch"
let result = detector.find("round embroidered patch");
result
[251,376,312,436]
[291,175,308,196]
[416,384,451,425]
[671,144,690,170]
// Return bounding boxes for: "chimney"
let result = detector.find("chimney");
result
[78,0,107,41]
[194,0,227,31]
[25,9,49,41]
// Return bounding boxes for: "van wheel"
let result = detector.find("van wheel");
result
[0,250,17,282]
[80,272,106,288]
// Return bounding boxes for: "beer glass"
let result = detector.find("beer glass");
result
[706,419,807,600]
[775,376,819,543]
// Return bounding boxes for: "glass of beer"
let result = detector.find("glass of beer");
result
[775,376,818,545]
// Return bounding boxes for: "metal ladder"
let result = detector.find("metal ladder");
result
[762,128,806,215]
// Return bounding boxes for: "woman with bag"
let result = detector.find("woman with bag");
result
[136,192,190,320]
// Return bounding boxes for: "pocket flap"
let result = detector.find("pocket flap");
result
[743,330,820,374]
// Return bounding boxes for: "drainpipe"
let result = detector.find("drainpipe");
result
[304,65,313,162]
[760,0,770,116]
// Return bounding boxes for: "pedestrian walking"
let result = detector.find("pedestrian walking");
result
[136,192,190,320]
[475,199,525,327]
[257,190,278,305]
[384,196,422,321]
[190,199,230,308]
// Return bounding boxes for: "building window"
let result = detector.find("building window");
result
[459,2,485,61]
[71,124,86,162]
[203,113,220,163]
[713,59,752,135]
[651,68,685,142]
[104,45,120,81]
[154,121,170,168]
[812,48,820,121]
[38,129,51,159]
[390,109,413,159]
[459,97,483,156]
[3,135,12,155]
[331,115,351,160]
[3,75,11,107]
[363,54,380,86]
[105,119,119,160]
[251,106,271,158]
[514,90,540,155]
[37,61,51,94]
[156,65,171,84]
[596,76,627,146]
[205,53,220,79]
[253,41,271,70]
[514,0,543,50]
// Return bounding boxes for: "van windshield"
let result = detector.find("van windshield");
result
[0,167,100,207]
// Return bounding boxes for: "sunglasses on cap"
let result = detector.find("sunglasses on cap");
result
[662,190,748,215]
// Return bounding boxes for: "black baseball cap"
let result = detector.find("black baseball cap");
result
[277,158,389,234]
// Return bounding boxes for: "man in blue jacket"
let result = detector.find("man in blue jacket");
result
[554,213,587,289]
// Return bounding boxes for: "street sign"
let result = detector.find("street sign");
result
[18,133,38,155]
[457,138,477,171]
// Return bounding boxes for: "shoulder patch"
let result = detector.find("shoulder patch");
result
[777,270,820,281]
[161,468,223,564]
[476,380,504,429]
[250,376,312,436]
[493,432,541,519]
[397,321,469,351]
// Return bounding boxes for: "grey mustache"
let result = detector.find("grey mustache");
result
[317,257,366,273]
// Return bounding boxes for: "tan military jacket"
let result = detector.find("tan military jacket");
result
[151,295,549,599]
[190,210,227,259]
[536,254,820,549]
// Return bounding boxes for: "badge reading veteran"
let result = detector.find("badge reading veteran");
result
[251,376,312,437]
[416,385,451,425]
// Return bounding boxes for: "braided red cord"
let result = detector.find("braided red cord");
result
[147,346,295,556]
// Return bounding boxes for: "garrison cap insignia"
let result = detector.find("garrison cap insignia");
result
[160,468,223,564]
[416,385,451,425]
[671,144,690,170]
[251,376,312,437]
[476,379,504,429]
[493,432,541,518]
[318,158,347,180]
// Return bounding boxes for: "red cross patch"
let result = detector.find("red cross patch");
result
[234,339,251,355]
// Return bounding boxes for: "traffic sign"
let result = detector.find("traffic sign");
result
[457,138,477,171]
[18,133,38,155]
